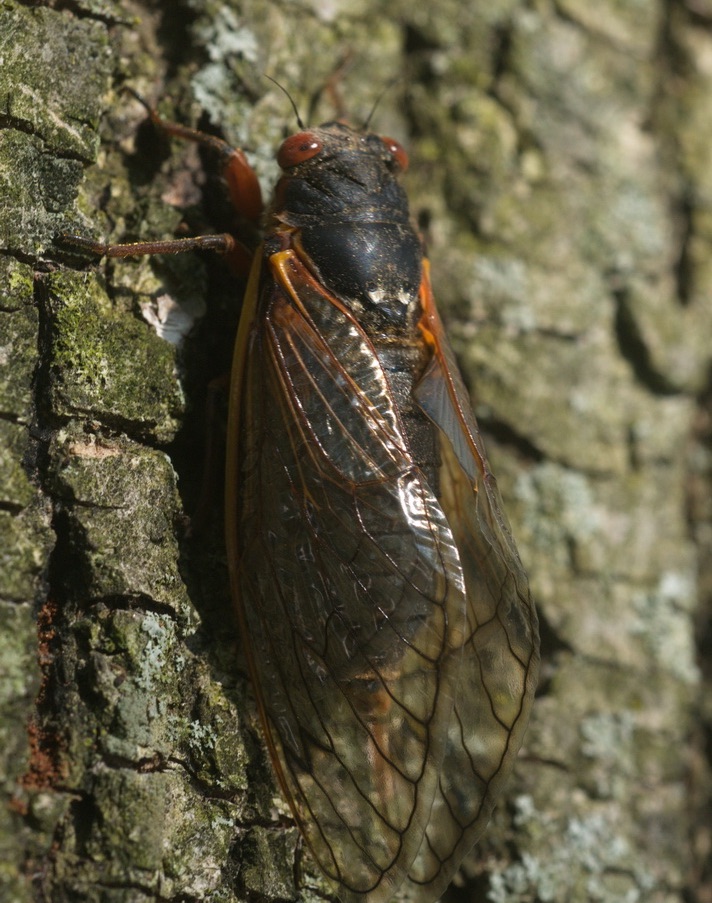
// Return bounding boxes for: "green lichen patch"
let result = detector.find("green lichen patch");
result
[0,2,113,258]
[0,603,39,789]
[49,613,251,899]
[162,784,244,900]
[79,769,178,877]
[80,607,188,759]
[0,505,53,603]
[45,270,184,444]
[0,130,85,258]
[66,769,243,901]
[66,0,132,20]
[463,324,633,474]
[0,599,41,903]
[0,257,34,313]
[556,0,663,56]
[186,687,250,794]
[0,274,38,423]
[239,826,300,901]
[0,421,34,510]
[510,653,692,903]
[621,275,712,393]
[49,428,190,615]
[0,2,111,162]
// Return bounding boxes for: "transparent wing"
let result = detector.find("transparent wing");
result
[228,250,470,903]
[401,265,540,900]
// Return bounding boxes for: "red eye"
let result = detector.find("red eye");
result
[277,132,323,168]
[380,136,409,172]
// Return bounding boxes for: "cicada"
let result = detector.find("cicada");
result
[66,97,539,903]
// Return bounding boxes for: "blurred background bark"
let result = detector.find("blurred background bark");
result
[1,1,710,901]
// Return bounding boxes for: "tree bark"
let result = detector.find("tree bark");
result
[1,1,710,902]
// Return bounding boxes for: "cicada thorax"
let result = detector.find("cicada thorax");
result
[269,121,443,490]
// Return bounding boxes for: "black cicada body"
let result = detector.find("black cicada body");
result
[224,121,540,903]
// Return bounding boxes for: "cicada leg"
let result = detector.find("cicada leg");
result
[60,88,263,275]
[122,88,263,226]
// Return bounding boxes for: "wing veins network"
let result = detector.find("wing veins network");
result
[268,452,445,692]
[299,742,415,851]
[274,571,430,794]
[251,316,440,854]
[266,507,433,792]
[275,644,418,881]
[264,290,460,671]
[238,272,539,903]
[266,314,404,482]
[449,703,496,820]
[349,480,455,610]
[249,495,413,868]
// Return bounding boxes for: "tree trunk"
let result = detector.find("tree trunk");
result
[1,1,709,901]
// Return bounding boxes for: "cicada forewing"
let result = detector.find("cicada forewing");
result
[226,250,539,903]
[402,261,540,899]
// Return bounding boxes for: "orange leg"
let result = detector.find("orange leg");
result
[60,88,262,275]
[124,88,263,225]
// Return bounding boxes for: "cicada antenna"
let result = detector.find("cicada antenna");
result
[313,51,355,122]
[265,75,306,130]
[362,76,403,131]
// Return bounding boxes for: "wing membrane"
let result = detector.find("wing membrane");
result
[227,251,538,903]
[229,250,469,901]
[403,265,539,899]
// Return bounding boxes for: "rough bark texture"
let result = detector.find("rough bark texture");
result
[1,1,711,902]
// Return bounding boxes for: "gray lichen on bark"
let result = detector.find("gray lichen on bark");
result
[1,1,710,902]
